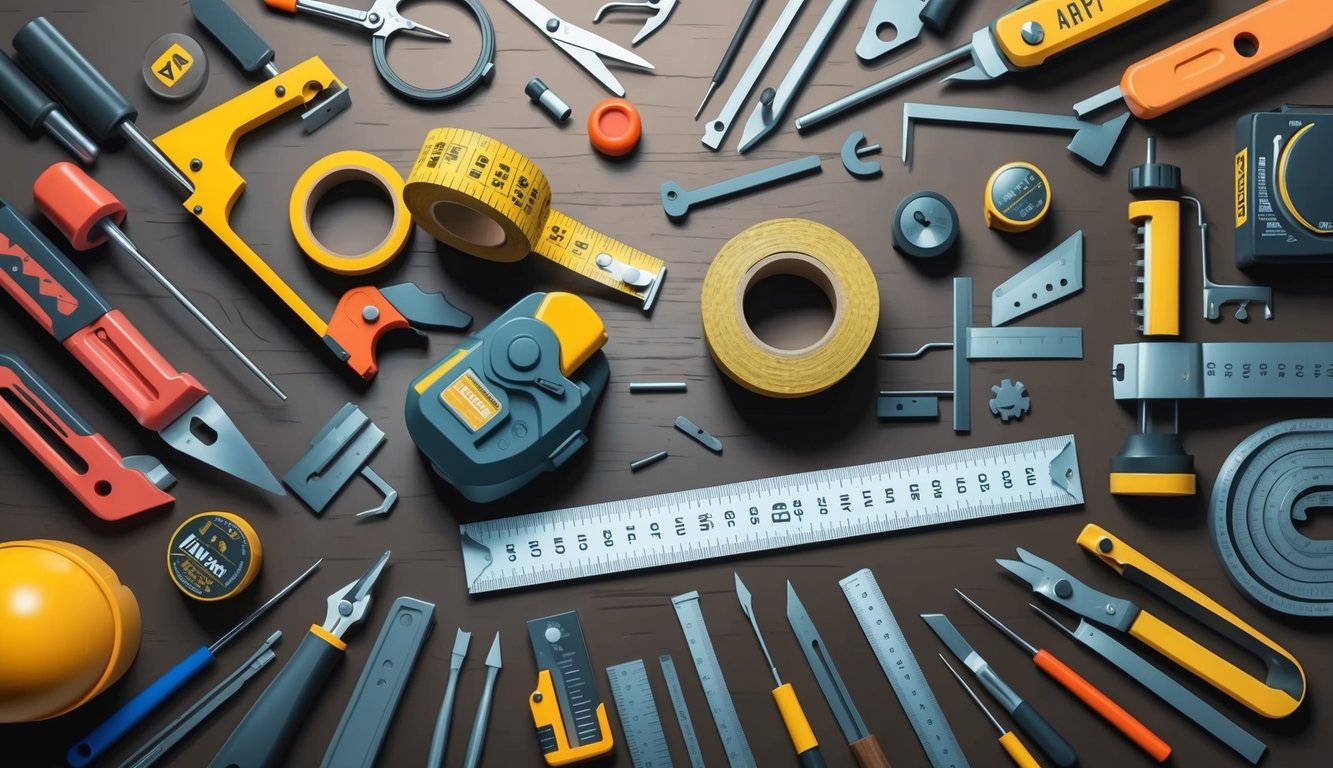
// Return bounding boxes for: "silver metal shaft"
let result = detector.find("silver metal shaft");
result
[120,122,194,195]
[42,111,99,164]
[98,221,286,401]
[794,43,972,132]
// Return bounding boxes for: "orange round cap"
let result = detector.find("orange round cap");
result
[33,162,126,251]
[588,98,641,157]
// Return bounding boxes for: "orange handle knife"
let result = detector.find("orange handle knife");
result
[1120,0,1333,119]
[1033,648,1171,762]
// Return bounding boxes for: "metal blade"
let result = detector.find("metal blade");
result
[735,572,780,686]
[558,41,626,96]
[921,614,984,670]
[996,557,1046,588]
[1073,85,1125,117]
[349,550,391,605]
[786,581,867,744]
[553,23,653,69]
[451,629,472,671]
[942,29,1010,82]
[158,395,283,494]
[484,632,501,668]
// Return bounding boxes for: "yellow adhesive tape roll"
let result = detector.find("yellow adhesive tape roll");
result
[403,128,665,309]
[289,150,412,276]
[702,219,879,398]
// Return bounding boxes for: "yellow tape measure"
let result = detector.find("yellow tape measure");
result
[404,128,666,310]
[702,219,878,398]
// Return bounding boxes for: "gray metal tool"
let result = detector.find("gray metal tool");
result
[606,660,672,768]
[283,403,397,518]
[989,379,1030,423]
[593,0,679,45]
[427,629,471,767]
[1211,420,1333,616]
[672,591,755,768]
[0,49,99,163]
[1112,342,1333,400]
[662,154,821,219]
[674,415,723,453]
[462,633,501,768]
[991,231,1084,326]
[503,0,654,96]
[922,613,1077,767]
[659,656,705,768]
[786,582,891,768]
[1030,605,1266,764]
[702,0,806,150]
[695,0,766,119]
[120,633,281,768]
[880,277,1083,431]
[856,0,963,61]
[840,569,968,768]
[903,103,1131,168]
[736,0,852,153]
[840,131,883,178]
[1183,195,1274,321]
[528,612,613,762]
[320,597,435,768]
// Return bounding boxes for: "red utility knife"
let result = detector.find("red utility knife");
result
[0,200,282,494]
[0,352,174,520]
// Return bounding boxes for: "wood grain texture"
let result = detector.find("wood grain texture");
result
[1,1,1330,766]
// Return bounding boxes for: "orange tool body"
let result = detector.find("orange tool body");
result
[1077,0,1333,119]
[957,590,1171,762]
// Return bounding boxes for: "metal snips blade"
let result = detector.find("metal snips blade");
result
[944,28,1014,82]
[504,0,653,96]
[997,547,1139,633]
[322,550,390,638]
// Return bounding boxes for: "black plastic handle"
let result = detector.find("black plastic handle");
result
[714,0,766,84]
[921,0,964,33]
[190,0,275,78]
[209,629,344,768]
[0,200,108,342]
[1011,700,1079,768]
[0,50,54,130]
[798,745,828,768]
[12,17,133,142]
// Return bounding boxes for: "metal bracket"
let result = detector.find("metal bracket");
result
[992,231,1084,326]
[903,103,1131,168]
[283,403,398,518]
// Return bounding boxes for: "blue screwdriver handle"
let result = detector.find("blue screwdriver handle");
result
[66,646,214,767]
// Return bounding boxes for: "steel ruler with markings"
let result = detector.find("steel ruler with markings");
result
[671,591,755,768]
[659,655,706,768]
[607,659,673,768]
[461,436,1084,593]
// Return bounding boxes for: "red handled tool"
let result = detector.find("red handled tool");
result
[0,351,174,520]
[0,200,282,494]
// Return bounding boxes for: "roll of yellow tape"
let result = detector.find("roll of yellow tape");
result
[403,128,666,310]
[702,219,879,398]
[289,150,413,276]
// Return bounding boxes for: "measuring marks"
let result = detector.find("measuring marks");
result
[672,592,756,768]
[659,656,706,768]
[607,660,673,768]
[841,569,969,768]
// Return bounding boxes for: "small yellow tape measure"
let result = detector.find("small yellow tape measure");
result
[702,219,878,398]
[289,150,413,276]
[404,128,666,310]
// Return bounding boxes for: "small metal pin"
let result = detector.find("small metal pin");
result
[630,450,669,471]
[629,381,687,394]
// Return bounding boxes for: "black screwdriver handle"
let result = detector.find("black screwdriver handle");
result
[0,50,56,130]
[921,0,964,33]
[12,17,133,143]
[713,0,765,86]
[191,0,276,79]
[1010,699,1079,768]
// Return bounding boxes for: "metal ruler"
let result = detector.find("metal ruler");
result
[1210,419,1333,617]
[840,569,969,768]
[607,660,672,768]
[659,655,705,768]
[461,436,1084,593]
[671,591,756,768]
[1113,342,1333,400]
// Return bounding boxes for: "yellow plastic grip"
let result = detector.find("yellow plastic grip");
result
[1128,199,1181,337]
[1108,471,1195,496]
[995,0,1173,69]
[998,731,1042,768]
[309,623,346,652]
[772,683,819,755]
[529,670,615,766]
[533,293,608,377]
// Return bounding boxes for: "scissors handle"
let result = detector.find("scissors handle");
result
[369,0,495,102]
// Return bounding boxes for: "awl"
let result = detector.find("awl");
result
[0,201,282,494]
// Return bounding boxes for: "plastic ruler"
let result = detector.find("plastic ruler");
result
[840,568,969,768]
[461,436,1084,593]
[671,591,755,768]
[606,660,672,768]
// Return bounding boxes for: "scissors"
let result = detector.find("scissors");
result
[503,0,654,96]
[263,0,496,103]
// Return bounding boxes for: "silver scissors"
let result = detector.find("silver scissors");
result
[503,0,655,96]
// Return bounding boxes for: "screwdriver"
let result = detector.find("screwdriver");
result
[0,49,98,163]
[695,0,765,119]
[33,162,286,401]
[957,590,1171,762]
[735,573,827,768]
[940,655,1041,768]
[12,17,194,194]
[67,561,322,768]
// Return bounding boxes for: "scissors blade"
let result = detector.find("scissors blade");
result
[556,40,627,96]
[555,24,653,70]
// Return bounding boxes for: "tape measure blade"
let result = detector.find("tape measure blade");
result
[462,437,1083,593]
[607,660,673,768]
[840,570,969,768]
[659,656,706,768]
[671,593,756,768]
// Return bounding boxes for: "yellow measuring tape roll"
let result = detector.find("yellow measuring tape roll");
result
[403,128,666,310]
[289,150,413,276]
[702,219,878,398]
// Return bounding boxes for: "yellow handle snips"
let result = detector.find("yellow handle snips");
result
[1078,524,1305,718]
[995,0,1174,69]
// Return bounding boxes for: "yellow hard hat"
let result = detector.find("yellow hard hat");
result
[0,540,141,723]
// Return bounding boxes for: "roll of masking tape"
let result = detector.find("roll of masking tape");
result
[403,127,666,310]
[702,219,879,398]
[289,150,412,276]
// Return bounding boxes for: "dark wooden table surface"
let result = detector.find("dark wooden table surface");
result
[3,0,1332,766]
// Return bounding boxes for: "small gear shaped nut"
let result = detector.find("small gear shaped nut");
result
[989,379,1030,422]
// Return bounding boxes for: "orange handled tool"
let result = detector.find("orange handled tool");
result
[958,589,1171,763]
[1076,0,1333,119]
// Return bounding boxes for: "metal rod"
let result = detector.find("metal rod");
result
[629,381,687,393]
[630,450,668,471]
[794,44,972,132]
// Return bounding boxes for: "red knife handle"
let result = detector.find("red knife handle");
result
[0,352,174,520]
[0,198,109,340]
[62,310,206,432]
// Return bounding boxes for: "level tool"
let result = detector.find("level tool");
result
[461,436,1082,593]
[671,591,755,768]
[659,656,705,768]
[606,660,672,768]
[528,611,614,765]
[840,569,968,768]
